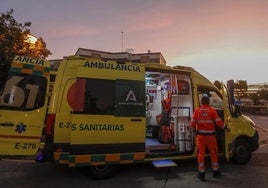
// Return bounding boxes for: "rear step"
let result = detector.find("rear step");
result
[152,160,177,168]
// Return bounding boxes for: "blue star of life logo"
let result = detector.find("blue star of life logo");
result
[15,123,27,134]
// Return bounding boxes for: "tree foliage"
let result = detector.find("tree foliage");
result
[0,9,51,72]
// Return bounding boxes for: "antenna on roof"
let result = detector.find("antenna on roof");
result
[121,30,124,52]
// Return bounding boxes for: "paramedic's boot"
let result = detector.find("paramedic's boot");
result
[213,170,221,178]
[197,172,205,181]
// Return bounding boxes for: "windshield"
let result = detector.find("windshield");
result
[197,87,223,109]
[197,86,224,119]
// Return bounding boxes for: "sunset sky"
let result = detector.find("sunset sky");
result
[2,0,268,83]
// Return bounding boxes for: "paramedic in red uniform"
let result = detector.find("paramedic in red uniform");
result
[191,95,229,181]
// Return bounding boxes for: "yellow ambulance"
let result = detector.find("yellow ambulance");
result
[41,56,258,179]
[0,55,259,179]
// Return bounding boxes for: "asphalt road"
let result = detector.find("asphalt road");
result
[1,114,268,188]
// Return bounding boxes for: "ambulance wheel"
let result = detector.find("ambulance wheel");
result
[231,139,251,164]
[88,165,117,179]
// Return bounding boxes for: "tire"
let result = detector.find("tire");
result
[231,139,252,164]
[88,165,117,179]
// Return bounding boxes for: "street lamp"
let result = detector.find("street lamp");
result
[26,34,38,48]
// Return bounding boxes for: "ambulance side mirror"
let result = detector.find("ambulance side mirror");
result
[234,104,241,116]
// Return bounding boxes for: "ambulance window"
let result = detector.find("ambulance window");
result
[197,87,223,109]
[83,78,115,115]
[49,73,56,82]
[114,79,145,117]
[0,73,47,111]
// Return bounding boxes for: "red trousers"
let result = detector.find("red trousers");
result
[196,134,219,172]
[161,126,172,143]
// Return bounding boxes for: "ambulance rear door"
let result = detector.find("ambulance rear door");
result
[68,60,146,157]
[0,56,50,155]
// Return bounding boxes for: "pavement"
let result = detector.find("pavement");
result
[255,127,268,154]
[255,125,268,148]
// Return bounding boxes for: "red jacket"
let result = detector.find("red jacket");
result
[191,105,224,134]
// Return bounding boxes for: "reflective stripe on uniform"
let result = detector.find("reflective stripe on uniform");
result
[198,162,205,173]
[215,118,222,123]
[191,118,197,123]
[197,119,214,124]
[212,162,219,171]
[197,130,215,134]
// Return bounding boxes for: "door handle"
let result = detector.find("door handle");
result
[0,122,14,127]
[130,118,142,122]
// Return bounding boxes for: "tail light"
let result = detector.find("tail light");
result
[45,114,55,142]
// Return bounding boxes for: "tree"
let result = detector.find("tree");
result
[0,9,51,72]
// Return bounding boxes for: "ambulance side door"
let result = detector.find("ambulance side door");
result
[221,83,235,161]
[69,61,146,156]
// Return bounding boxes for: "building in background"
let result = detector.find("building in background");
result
[49,48,166,71]
[75,48,166,65]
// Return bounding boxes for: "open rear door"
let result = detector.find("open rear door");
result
[221,82,235,161]
[0,56,50,155]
